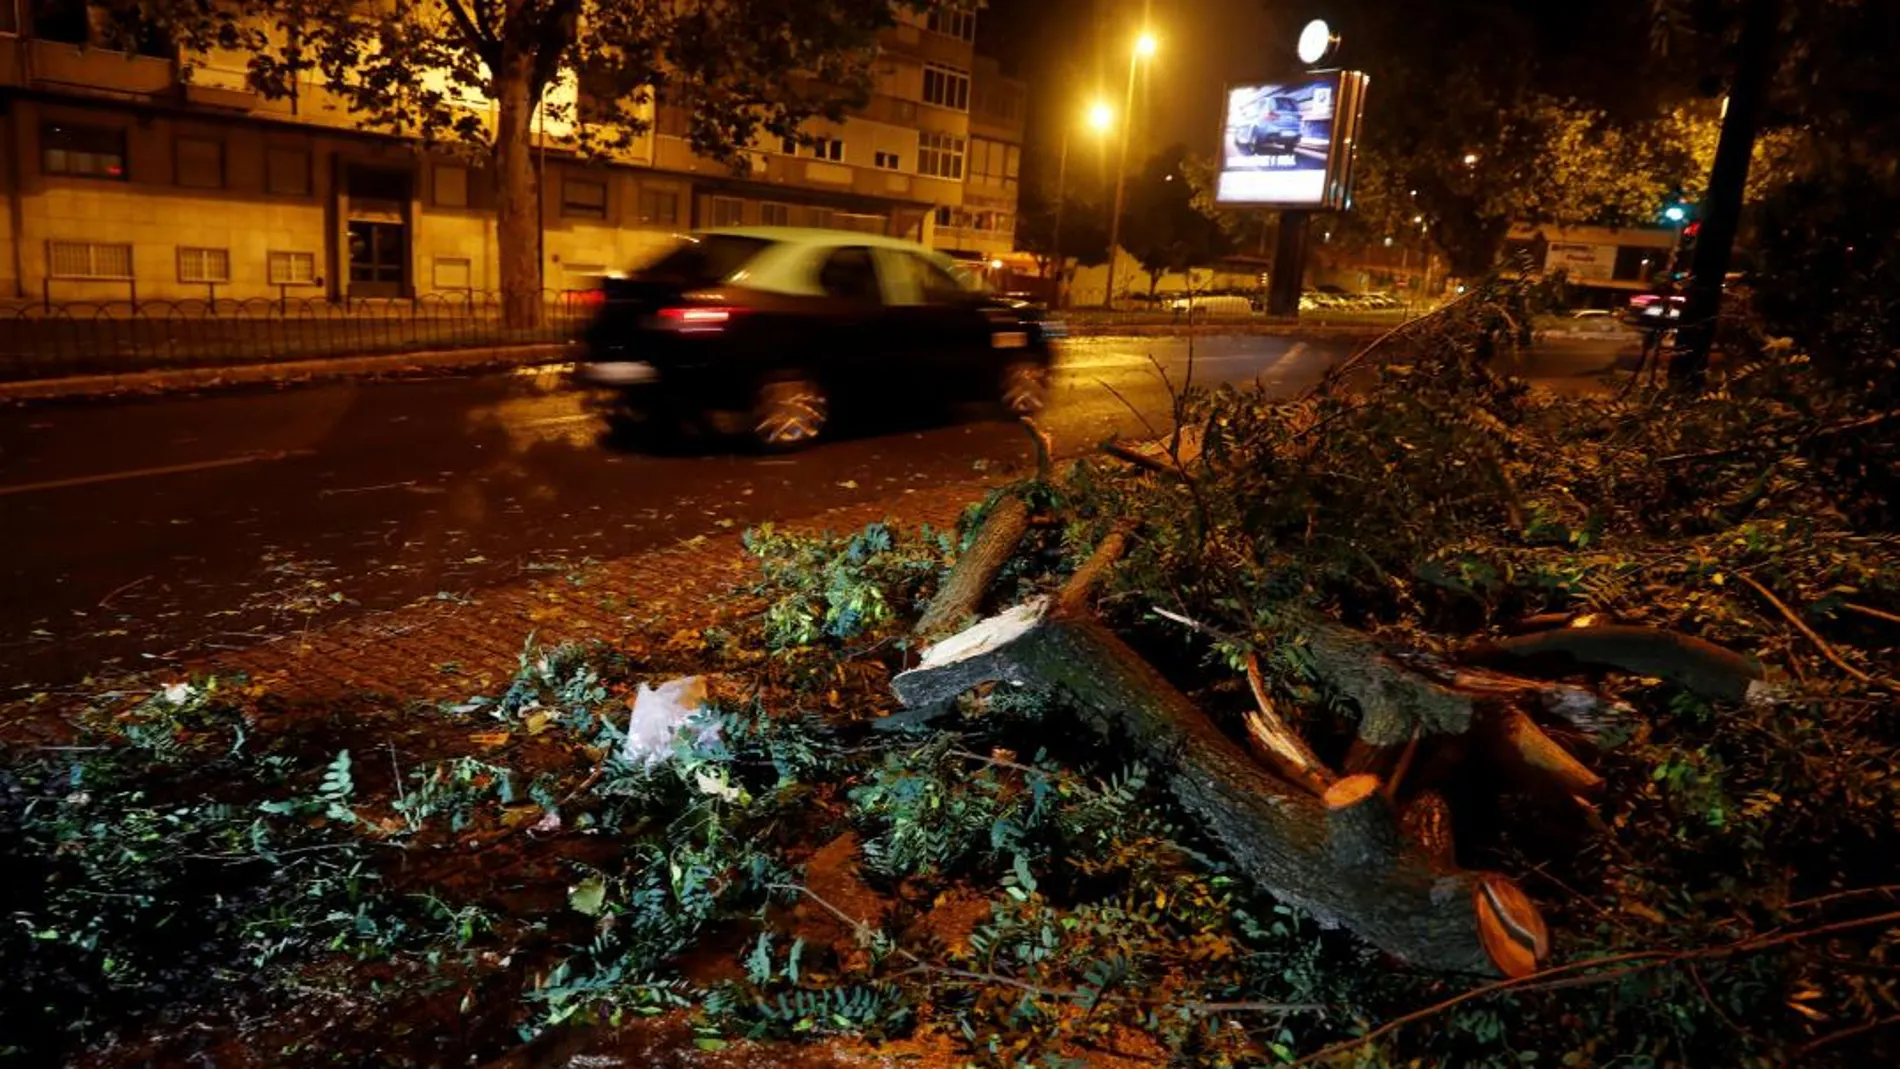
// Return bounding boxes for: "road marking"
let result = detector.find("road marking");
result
[0,449,315,498]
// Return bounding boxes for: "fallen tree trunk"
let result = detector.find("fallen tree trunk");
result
[893,600,1547,976]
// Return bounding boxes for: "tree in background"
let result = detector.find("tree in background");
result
[1119,145,1234,299]
[110,0,909,323]
[1015,184,1111,307]
[1321,0,1717,276]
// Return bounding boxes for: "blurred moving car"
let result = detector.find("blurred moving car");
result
[575,229,1060,450]
[1235,95,1305,155]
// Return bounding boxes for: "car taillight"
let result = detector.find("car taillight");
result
[656,306,738,333]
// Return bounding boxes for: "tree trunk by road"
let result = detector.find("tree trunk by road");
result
[493,55,543,330]
[1669,0,1780,386]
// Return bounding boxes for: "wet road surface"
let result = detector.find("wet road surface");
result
[0,333,1627,691]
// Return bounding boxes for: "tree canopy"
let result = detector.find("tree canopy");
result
[1118,144,1234,294]
[117,0,911,314]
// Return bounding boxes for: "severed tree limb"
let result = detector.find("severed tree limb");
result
[1462,624,1766,703]
[1298,623,1477,747]
[1478,704,1605,797]
[914,494,1032,639]
[1243,652,1334,796]
[894,600,1547,976]
[1101,438,1182,478]
[1056,526,1132,616]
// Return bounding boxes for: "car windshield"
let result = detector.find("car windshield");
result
[638,235,772,284]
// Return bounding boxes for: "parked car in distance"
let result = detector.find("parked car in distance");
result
[1165,293,1256,316]
[575,229,1060,450]
[1236,95,1305,155]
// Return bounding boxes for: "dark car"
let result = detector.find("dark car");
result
[1236,95,1304,155]
[575,229,1061,449]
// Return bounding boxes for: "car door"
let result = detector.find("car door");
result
[812,245,889,398]
[876,249,996,398]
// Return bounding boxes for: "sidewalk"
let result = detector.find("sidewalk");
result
[0,342,573,403]
[31,476,993,716]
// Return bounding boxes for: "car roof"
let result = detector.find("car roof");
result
[697,227,935,254]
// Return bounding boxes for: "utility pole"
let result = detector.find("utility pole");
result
[1102,33,1155,309]
[1669,0,1779,386]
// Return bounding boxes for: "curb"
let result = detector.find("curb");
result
[1064,321,1394,339]
[0,342,575,403]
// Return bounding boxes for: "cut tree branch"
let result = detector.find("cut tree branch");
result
[914,494,1032,639]
[1462,624,1765,703]
[893,601,1546,976]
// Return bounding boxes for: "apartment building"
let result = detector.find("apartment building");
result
[0,3,1026,304]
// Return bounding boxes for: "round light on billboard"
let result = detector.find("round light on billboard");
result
[1297,19,1337,65]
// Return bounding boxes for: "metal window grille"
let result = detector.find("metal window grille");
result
[48,241,133,279]
[177,246,231,283]
[267,250,317,286]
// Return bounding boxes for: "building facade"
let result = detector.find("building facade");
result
[0,3,1026,304]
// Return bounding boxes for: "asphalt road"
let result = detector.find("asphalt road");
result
[0,332,1629,692]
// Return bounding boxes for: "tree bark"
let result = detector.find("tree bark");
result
[913,496,1031,639]
[893,603,1545,976]
[493,54,542,329]
[1462,624,1764,704]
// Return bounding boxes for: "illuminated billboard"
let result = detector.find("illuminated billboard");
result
[1214,71,1369,210]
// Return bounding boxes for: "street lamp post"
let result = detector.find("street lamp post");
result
[1102,32,1156,309]
[1053,101,1112,309]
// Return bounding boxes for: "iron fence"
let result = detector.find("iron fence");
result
[0,291,599,382]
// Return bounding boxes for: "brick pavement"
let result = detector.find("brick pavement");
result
[190,477,993,705]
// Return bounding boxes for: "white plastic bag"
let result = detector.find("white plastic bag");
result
[620,675,718,766]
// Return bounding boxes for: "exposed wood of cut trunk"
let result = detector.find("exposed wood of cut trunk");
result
[914,495,1032,639]
[894,604,1544,976]
[1243,653,1334,796]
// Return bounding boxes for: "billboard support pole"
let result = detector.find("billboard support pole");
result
[1268,210,1309,318]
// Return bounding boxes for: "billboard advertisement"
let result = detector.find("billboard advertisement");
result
[1215,71,1369,210]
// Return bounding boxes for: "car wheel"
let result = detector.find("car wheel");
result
[998,361,1049,418]
[751,377,829,450]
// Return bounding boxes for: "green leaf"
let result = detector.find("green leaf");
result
[568,875,608,917]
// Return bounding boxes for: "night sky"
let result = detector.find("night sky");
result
[982,0,1298,172]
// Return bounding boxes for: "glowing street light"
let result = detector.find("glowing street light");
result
[1087,101,1113,133]
[1462,152,1480,166]
[1104,31,1158,308]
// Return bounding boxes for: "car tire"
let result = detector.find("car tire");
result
[998,361,1049,418]
[750,376,829,451]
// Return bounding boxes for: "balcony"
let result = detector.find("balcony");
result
[28,40,175,98]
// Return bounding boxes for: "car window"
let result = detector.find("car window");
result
[882,251,973,306]
[638,235,772,284]
[818,247,881,303]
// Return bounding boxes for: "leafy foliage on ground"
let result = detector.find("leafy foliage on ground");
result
[4,286,1898,1067]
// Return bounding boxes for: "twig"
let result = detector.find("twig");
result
[1735,572,1898,691]
[1842,601,1900,627]
[1293,908,1900,1066]
[1151,605,1251,649]
[775,882,1320,1018]
[1792,1012,1900,1058]
[97,574,151,609]
[1101,438,1179,477]
[1095,377,1161,439]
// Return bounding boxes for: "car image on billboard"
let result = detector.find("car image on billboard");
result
[1216,76,1345,207]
